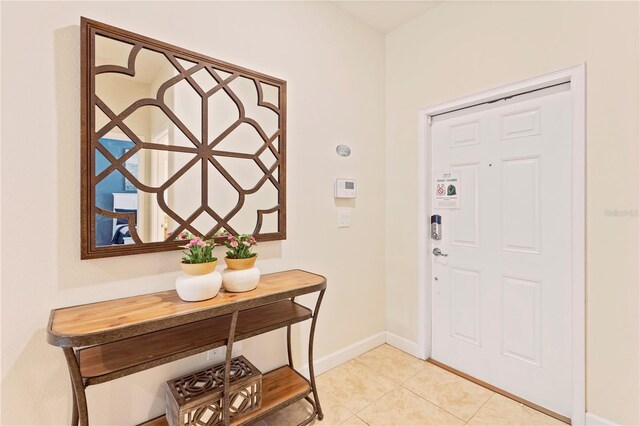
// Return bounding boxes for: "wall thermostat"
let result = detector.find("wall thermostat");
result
[335,178,356,198]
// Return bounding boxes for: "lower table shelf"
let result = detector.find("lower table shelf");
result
[139,366,312,426]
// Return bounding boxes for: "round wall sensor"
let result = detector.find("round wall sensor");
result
[336,144,351,157]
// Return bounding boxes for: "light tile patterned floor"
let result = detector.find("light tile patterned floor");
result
[259,344,565,426]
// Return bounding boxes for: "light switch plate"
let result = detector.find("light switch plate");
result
[338,209,351,227]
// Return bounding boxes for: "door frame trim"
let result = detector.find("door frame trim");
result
[416,64,585,424]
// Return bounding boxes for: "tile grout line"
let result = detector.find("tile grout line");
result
[316,374,356,422]
[315,379,357,422]
[357,351,469,424]
[350,349,436,423]
[354,354,428,389]
[400,382,469,424]
[351,358,398,388]
[340,413,372,426]
[401,362,497,424]
[329,393,358,422]
[355,414,371,425]
[465,392,495,424]
[352,381,396,417]
[357,347,430,385]
[320,357,396,418]
[350,359,400,419]
[398,361,430,384]
[355,350,465,423]
[400,362,467,421]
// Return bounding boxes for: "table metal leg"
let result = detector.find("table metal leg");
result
[308,290,325,421]
[70,378,78,426]
[63,347,89,426]
[287,297,295,368]
[222,310,239,426]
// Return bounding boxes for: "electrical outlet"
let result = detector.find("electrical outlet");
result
[206,349,219,361]
[206,342,243,362]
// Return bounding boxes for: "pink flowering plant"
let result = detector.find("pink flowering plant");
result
[181,236,218,264]
[222,233,257,259]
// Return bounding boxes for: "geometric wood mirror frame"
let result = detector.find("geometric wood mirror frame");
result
[81,18,286,259]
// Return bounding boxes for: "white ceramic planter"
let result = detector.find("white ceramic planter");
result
[222,267,260,293]
[175,270,222,302]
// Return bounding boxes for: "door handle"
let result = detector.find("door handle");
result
[432,248,448,257]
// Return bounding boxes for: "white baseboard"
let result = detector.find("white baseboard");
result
[585,412,618,426]
[385,332,422,358]
[299,331,424,380]
[299,331,386,378]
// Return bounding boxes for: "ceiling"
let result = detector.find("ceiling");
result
[332,1,442,34]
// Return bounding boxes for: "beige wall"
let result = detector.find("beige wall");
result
[385,1,639,424]
[0,2,385,424]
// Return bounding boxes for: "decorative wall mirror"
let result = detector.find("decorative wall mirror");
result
[81,18,286,259]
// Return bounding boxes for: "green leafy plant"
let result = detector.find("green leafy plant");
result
[181,237,218,264]
[222,233,257,259]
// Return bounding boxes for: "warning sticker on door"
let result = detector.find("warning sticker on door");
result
[434,172,461,209]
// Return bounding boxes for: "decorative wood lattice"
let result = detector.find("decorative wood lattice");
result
[81,18,287,259]
[165,356,262,426]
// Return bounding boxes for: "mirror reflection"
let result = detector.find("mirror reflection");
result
[91,34,284,249]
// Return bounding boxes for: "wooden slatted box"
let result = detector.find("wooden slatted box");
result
[165,356,262,426]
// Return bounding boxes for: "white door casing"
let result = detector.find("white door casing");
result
[416,65,585,423]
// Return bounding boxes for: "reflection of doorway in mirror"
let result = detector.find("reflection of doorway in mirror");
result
[95,132,139,246]
[103,131,148,243]
[151,127,170,242]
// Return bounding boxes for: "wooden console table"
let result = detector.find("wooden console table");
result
[47,269,327,426]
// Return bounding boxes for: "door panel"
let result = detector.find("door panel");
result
[500,156,541,253]
[450,267,481,346]
[450,120,481,147]
[501,274,541,366]
[431,89,572,417]
[500,107,541,140]
[451,163,480,247]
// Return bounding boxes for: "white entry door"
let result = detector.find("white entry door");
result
[431,87,573,417]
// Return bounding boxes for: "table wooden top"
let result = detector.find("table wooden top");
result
[47,269,326,347]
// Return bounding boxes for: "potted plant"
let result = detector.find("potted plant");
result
[222,233,258,270]
[175,236,222,302]
[181,236,217,273]
[220,233,260,292]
